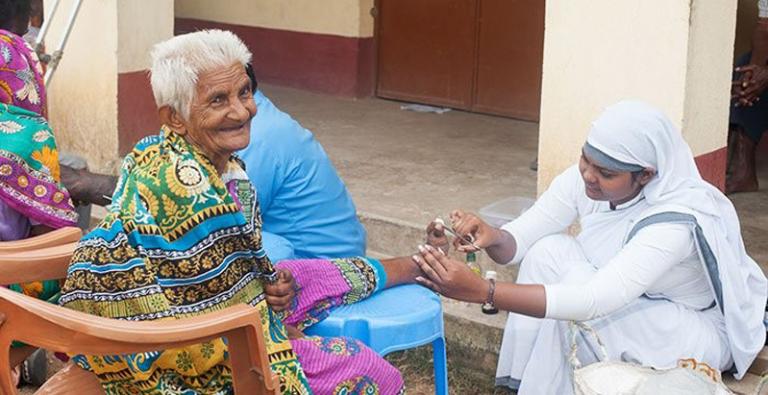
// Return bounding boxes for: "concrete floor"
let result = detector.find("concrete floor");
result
[262,83,768,271]
[729,162,768,268]
[260,85,540,227]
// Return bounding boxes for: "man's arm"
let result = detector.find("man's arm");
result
[734,14,768,106]
[60,165,118,207]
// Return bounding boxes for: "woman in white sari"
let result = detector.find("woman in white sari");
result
[415,100,767,394]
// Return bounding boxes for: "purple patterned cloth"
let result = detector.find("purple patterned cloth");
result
[293,337,403,395]
[0,29,76,230]
[0,29,46,116]
[281,259,361,330]
[277,259,405,395]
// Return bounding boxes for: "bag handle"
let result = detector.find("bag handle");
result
[568,321,609,369]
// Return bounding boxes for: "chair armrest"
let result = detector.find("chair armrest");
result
[0,227,81,253]
[0,242,76,283]
[0,288,278,394]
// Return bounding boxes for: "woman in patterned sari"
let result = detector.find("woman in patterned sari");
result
[0,4,76,246]
[59,30,415,394]
[2,0,120,210]
[1,0,78,246]
[0,0,78,386]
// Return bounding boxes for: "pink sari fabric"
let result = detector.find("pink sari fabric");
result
[226,178,403,393]
[277,259,405,395]
[0,29,46,115]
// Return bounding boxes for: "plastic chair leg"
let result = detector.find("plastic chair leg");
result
[432,336,448,395]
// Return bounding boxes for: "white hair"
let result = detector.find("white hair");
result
[150,29,252,119]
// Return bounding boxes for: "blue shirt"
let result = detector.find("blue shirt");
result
[238,91,366,260]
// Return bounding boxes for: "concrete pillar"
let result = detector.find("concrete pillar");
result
[44,0,173,174]
[116,0,174,158]
[536,0,737,193]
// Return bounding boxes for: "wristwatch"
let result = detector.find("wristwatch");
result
[482,278,498,315]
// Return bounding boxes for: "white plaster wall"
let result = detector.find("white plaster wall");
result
[682,0,738,158]
[44,0,119,174]
[175,0,375,38]
[537,0,735,192]
[118,0,174,73]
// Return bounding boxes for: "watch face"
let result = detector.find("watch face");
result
[481,302,498,315]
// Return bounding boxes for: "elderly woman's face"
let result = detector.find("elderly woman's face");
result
[183,63,256,164]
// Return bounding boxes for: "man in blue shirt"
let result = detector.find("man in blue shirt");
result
[238,90,367,261]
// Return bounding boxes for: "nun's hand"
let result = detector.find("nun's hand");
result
[413,244,488,304]
[449,210,501,253]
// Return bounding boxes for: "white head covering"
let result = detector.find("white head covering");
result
[586,100,721,214]
[586,100,767,378]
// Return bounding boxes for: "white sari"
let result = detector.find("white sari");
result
[495,101,766,394]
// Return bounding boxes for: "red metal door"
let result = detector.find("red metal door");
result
[376,0,478,110]
[474,0,544,120]
[375,0,545,121]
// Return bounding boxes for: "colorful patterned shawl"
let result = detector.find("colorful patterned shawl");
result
[60,129,310,394]
[0,29,46,115]
[0,103,76,230]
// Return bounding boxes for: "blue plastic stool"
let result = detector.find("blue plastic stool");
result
[304,284,448,395]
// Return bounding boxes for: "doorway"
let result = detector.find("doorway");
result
[375,0,545,121]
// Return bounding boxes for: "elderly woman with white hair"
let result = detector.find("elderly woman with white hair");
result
[418,100,768,394]
[59,30,415,394]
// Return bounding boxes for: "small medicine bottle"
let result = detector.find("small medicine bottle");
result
[466,251,481,276]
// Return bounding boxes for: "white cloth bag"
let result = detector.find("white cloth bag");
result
[570,321,735,395]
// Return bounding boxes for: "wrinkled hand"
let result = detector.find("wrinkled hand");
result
[733,64,768,107]
[426,219,451,253]
[264,269,296,312]
[285,324,305,340]
[412,244,488,303]
[449,210,500,252]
